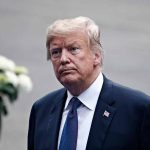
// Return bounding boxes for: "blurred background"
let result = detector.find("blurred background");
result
[0,0,150,149]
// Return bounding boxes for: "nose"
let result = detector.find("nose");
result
[60,48,70,65]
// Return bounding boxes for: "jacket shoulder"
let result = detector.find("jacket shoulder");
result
[110,79,150,105]
[103,75,150,105]
[33,88,66,108]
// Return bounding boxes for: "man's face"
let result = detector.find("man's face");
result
[49,31,100,92]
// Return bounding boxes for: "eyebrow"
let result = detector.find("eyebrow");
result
[50,43,62,46]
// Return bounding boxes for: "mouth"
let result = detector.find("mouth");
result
[59,68,76,75]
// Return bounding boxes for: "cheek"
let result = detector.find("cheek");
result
[52,62,59,75]
[81,55,94,67]
[75,59,93,75]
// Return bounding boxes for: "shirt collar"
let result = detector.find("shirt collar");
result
[65,72,103,111]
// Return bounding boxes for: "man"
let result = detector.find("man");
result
[28,16,150,150]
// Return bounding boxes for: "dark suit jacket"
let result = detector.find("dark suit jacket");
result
[28,76,150,150]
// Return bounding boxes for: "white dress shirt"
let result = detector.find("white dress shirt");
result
[58,73,104,150]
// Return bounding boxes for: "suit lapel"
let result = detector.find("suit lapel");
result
[44,89,67,150]
[86,76,116,150]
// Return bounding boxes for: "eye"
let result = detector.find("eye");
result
[50,48,62,58]
[69,46,80,55]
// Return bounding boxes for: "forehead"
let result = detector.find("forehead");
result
[50,31,89,46]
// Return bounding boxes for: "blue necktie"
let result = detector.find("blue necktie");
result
[59,97,81,150]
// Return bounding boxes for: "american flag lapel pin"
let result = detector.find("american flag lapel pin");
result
[103,110,110,117]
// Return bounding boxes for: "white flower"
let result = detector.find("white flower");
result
[14,66,28,74]
[5,71,18,87]
[0,55,15,71]
[18,74,33,92]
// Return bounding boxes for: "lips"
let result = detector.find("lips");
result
[59,67,76,75]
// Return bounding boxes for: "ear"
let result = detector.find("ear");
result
[93,51,101,66]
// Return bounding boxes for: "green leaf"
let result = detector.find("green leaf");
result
[0,83,18,102]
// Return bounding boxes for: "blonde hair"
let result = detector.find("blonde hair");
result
[46,16,103,66]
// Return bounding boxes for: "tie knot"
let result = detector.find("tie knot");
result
[67,97,81,118]
[70,97,81,110]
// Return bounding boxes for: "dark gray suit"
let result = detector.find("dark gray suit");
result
[28,76,150,150]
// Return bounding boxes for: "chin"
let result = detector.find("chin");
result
[60,76,79,87]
